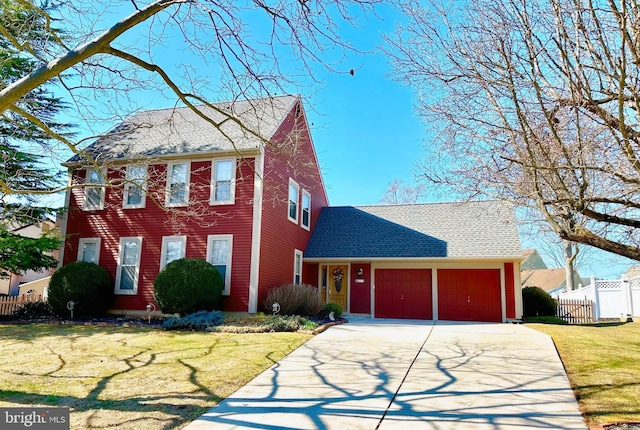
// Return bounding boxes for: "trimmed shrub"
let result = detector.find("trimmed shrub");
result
[522,286,557,317]
[48,261,113,318]
[211,315,317,333]
[12,301,57,320]
[319,302,343,319]
[162,310,224,331]
[263,283,324,317]
[154,258,223,316]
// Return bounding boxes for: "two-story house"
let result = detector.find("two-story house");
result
[60,95,524,321]
[60,95,327,314]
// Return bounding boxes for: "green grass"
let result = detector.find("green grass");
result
[0,324,311,429]
[530,321,640,426]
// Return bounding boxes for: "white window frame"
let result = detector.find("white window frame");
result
[293,249,303,285]
[160,235,187,271]
[301,189,311,230]
[288,178,300,224]
[210,158,236,205]
[115,237,143,295]
[83,167,106,211]
[165,161,190,207]
[77,238,101,264]
[206,234,233,295]
[123,164,147,209]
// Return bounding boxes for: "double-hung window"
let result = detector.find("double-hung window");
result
[293,249,303,285]
[77,238,101,264]
[123,165,146,208]
[288,179,299,223]
[206,234,232,295]
[211,158,235,205]
[83,168,105,210]
[301,190,311,230]
[160,236,186,270]
[115,237,142,295]
[166,162,190,207]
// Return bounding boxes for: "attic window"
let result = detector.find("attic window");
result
[288,179,300,224]
[295,103,302,117]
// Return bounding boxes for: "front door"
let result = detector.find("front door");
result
[327,265,348,312]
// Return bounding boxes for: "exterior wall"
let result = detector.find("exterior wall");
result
[256,101,329,313]
[504,262,516,319]
[63,157,256,313]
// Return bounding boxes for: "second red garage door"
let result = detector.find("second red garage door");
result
[375,269,432,319]
[437,269,502,322]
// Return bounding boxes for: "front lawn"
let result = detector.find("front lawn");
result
[530,321,640,427]
[0,324,311,429]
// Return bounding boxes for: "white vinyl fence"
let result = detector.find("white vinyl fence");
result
[554,276,640,320]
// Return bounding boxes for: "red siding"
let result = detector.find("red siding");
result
[504,262,516,319]
[350,263,371,314]
[64,158,256,313]
[63,98,329,315]
[257,101,329,311]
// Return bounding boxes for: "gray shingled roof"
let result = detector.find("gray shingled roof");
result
[304,200,522,259]
[66,95,299,163]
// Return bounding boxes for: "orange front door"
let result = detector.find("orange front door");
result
[328,265,348,312]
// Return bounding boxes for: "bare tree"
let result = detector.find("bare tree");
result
[0,0,382,201]
[379,178,426,204]
[385,0,640,261]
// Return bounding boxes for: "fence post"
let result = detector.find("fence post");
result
[623,279,633,317]
[591,276,600,321]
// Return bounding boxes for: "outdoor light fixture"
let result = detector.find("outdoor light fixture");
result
[67,301,75,320]
[272,302,281,315]
[146,303,156,324]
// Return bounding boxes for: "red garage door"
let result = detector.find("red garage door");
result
[438,269,502,322]
[375,269,432,319]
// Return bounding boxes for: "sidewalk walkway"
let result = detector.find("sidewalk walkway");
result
[185,319,586,429]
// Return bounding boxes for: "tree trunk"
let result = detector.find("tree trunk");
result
[563,240,577,291]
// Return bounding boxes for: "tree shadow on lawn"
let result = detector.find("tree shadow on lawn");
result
[0,389,217,429]
[0,327,300,429]
[0,321,158,341]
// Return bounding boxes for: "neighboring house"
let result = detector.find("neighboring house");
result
[0,220,57,296]
[304,202,523,322]
[60,95,328,314]
[521,268,584,297]
[622,265,640,279]
[60,95,524,322]
[521,249,548,270]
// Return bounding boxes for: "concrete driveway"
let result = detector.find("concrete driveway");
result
[185,319,586,430]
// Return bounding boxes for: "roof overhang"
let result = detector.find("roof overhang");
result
[303,255,524,263]
[62,147,262,168]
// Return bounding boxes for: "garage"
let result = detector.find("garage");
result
[437,269,502,322]
[374,269,432,319]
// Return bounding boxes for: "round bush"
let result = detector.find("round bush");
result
[522,286,557,317]
[48,261,113,318]
[154,258,223,316]
[320,303,343,319]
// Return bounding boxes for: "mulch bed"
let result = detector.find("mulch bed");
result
[1,314,348,332]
